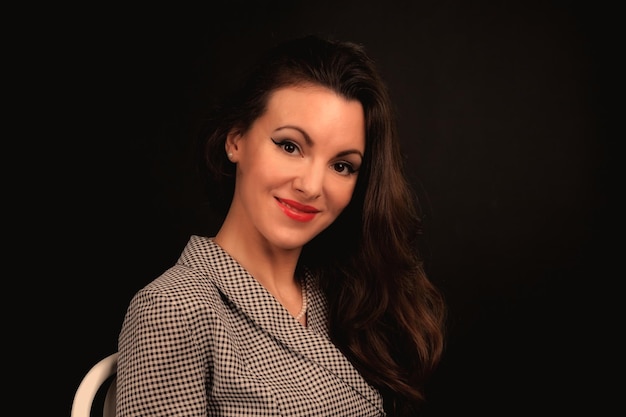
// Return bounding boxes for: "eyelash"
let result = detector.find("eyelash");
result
[333,162,357,176]
[270,137,358,176]
[271,137,301,155]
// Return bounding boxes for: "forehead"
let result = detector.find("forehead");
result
[266,84,350,108]
[262,85,365,150]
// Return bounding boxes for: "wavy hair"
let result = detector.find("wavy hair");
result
[199,35,446,416]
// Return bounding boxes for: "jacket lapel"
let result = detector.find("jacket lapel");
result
[178,235,383,412]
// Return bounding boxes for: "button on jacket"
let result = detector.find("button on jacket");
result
[117,235,385,416]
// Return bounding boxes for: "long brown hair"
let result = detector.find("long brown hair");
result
[200,35,446,416]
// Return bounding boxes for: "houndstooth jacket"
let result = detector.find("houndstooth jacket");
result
[116,235,385,416]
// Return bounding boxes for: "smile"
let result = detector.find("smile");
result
[275,198,320,222]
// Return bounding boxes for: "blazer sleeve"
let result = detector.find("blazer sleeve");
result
[116,284,210,417]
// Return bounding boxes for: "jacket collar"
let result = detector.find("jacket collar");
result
[177,235,384,412]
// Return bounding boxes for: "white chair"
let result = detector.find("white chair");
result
[71,352,118,417]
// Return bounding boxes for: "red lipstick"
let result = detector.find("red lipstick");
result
[276,198,320,222]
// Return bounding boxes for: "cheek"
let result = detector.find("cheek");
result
[238,151,283,183]
[254,163,291,186]
[328,182,357,213]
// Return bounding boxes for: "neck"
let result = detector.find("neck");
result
[213,225,301,292]
[214,229,306,322]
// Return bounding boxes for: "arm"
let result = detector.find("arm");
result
[116,287,209,416]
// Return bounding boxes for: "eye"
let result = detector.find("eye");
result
[332,162,357,176]
[271,137,301,156]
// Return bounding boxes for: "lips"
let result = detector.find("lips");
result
[276,198,320,222]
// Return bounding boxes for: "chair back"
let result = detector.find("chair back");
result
[71,352,118,417]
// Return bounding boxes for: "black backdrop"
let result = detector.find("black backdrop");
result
[44,1,614,415]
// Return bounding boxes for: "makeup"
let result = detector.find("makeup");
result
[276,198,320,222]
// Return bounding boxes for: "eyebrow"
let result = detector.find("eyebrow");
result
[274,125,364,159]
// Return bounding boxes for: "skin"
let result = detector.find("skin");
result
[214,85,365,322]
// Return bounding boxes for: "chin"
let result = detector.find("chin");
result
[269,232,317,251]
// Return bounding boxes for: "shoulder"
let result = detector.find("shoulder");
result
[127,236,229,320]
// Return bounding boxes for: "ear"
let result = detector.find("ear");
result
[225,129,243,162]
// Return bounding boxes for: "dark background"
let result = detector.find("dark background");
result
[34,0,614,415]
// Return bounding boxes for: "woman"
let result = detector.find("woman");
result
[116,35,446,416]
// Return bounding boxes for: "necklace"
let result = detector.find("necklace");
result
[294,280,307,321]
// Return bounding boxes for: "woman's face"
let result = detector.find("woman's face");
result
[226,85,365,251]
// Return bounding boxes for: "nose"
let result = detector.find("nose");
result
[293,163,323,200]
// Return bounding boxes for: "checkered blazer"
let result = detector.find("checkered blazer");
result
[117,235,385,416]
